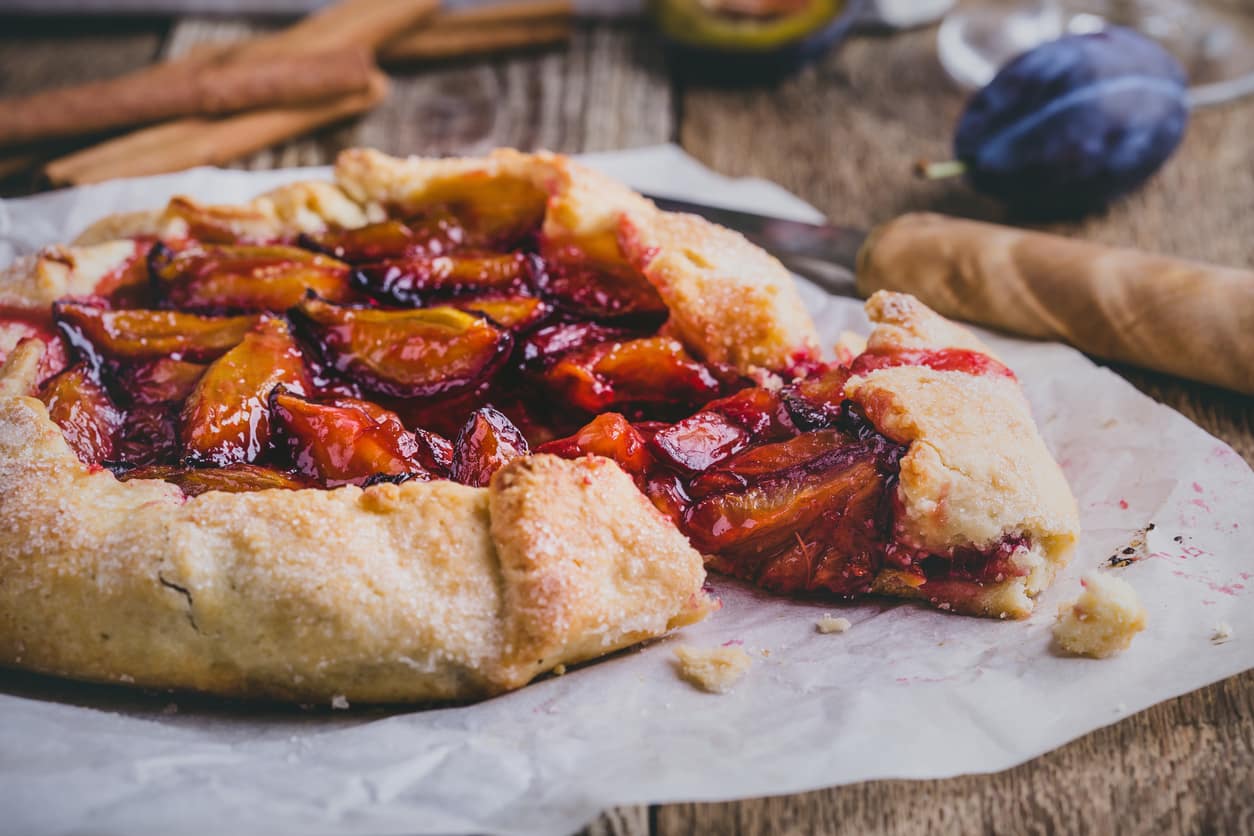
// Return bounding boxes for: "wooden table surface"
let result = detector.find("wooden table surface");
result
[1,12,1251,835]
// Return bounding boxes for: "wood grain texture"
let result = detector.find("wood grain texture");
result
[0,15,168,194]
[680,27,1254,267]
[0,15,1250,836]
[655,669,1254,836]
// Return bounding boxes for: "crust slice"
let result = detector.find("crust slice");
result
[854,292,1080,617]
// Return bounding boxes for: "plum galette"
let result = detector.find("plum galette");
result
[0,149,1078,702]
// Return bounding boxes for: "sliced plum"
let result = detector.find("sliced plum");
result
[684,431,901,596]
[780,364,851,431]
[302,220,420,262]
[415,177,547,249]
[299,213,468,262]
[38,362,124,466]
[540,336,723,413]
[118,462,312,495]
[353,251,538,307]
[519,321,636,371]
[413,427,454,477]
[180,317,310,467]
[269,387,430,487]
[453,295,552,332]
[54,301,259,363]
[449,406,529,487]
[650,386,796,474]
[536,412,654,482]
[149,242,351,313]
[117,357,207,405]
[540,243,669,326]
[291,296,511,399]
[113,404,180,468]
[643,471,691,527]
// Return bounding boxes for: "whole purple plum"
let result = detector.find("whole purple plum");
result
[953,27,1189,218]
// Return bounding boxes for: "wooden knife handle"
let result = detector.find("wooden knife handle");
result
[856,212,1254,395]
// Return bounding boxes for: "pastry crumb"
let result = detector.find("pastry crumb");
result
[1212,622,1233,645]
[817,615,851,634]
[1053,572,1146,658]
[674,645,751,694]
[552,663,567,676]
[330,694,350,710]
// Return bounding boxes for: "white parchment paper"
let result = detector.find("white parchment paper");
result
[1,145,1251,836]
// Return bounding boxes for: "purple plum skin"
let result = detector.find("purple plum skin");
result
[955,26,1189,218]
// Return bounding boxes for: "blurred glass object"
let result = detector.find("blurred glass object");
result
[937,0,1254,105]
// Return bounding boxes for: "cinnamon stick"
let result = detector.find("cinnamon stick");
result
[381,20,572,63]
[424,0,573,27]
[40,0,574,185]
[236,0,442,59]
[45,72,390,187]
[41,0,438,185]
[0,47,375,148]
[381,0,574,62]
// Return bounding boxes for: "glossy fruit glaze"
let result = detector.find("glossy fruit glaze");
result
[9,204,739,493]
[539,362,1031,597]
[4,199,1027,602]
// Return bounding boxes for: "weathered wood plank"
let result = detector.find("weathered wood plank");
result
[0,15,168,195]
[0,16,168,97]
[656,669,1254,836]
[159,18,672,169]
[680,28,1254,267]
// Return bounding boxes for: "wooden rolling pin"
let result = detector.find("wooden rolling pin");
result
[856,213,1254,395]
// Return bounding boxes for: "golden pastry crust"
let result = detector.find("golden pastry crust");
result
[332,148,820,373]
[1053,572,1146,658]
[0,151,1081,705]
[72,181,372,246]
[1,150,816,702]
[853,292,1080,618]
[0,343,709,701]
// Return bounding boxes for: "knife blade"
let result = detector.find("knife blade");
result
[643,193,864,297]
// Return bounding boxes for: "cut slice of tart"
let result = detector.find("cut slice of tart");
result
[540,292,1079,618]
[0,149,1077,704]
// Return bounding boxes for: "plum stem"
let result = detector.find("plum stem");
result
[915,159,966,180]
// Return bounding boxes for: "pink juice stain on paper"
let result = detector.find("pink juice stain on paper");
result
[894,675,954,685]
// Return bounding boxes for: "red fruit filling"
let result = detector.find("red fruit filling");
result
[14,197,1027,608]
[849,347,1016,380]
[540,362,1032,601]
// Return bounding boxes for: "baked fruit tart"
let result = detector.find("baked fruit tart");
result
[0,149,1079,702]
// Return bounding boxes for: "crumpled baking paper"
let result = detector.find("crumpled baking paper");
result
[1,145,1250,836]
